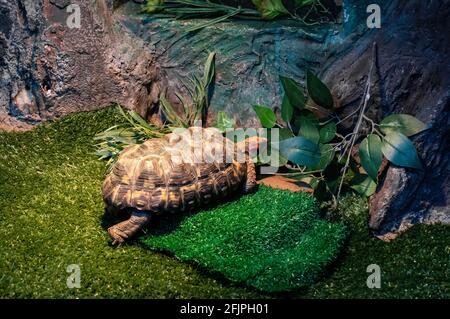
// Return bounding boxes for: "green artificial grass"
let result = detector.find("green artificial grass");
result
[0,106,448,298]
[142,186,347,292]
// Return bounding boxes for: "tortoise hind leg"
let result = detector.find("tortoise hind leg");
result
[243,159,258,194]
[108,210,151,245]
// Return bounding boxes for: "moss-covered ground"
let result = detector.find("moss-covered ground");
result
[0,107,448,298]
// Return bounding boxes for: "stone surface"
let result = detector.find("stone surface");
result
[115,2,340,126]
[0,0,159,128]
[257,176,313,193]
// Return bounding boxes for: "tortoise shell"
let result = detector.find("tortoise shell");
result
[102,127,247,214]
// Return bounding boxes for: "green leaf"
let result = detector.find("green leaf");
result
[142,0,164,13]
[319,122,337,143]
[307,70,334,109]
[313,180,332,201]
[95,149,113,159]
[280,76,306,110]
[278,127,295,140]
[323,160,343,181]
[298,116,320,143]
[94,128,135,139]
[261,127,293,143]
[351,174,377,197]
[202,52,216,88]
[309,177,320,189]
[380,114,427,136]
[293,110,318,135]
[294,0,316,7]
[213,111,235,132]
[381,132,423,169]
[185,9,242,32]
[279,136,321,167]
[308,144,335,171]
[252,105,277,128]
[359,134,383,181]
[302,110,319,126]
[281,95,294,122]
[258,147,288,167]
[129,111,153,129]
[326,178,340,194]
[260,128,292,166]
[251,0,289,20]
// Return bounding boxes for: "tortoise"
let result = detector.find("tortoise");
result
[102,127,266,245]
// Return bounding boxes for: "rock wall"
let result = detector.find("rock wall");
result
[115,3,340,127]
[0,0,159,131]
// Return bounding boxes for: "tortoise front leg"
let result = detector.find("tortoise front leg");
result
[243,159,258,194]
[107,210,151,245]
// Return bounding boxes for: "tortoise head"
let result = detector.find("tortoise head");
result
[236,136,268,159]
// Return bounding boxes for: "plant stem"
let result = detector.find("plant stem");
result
[336,43,377,200]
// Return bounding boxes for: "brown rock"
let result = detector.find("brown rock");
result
[369,166,423,231]
[0,0,159,129]
[257,176,314,194]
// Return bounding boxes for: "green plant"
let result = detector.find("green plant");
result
[95,52,216,169]
[159,51,216,127]
[212,110,236,132]
[253,45,427,203]
[142,0,335,32]
[94,105,168,171]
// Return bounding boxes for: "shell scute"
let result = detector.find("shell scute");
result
[102,127,247,214]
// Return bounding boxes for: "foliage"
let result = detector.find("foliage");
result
[142,0,336,32]
[253,105,277,128]
[0,107,448,298]
[142,186,347,292]
[252,0,289,20]
[212,110,236,132]
[252,67,427,203]
[93,105,168,171]
[159,51,216,127]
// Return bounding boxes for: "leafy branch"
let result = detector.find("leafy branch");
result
[141,0,336,32]
[93,105,169,171]
[252,43,427,204]
[160,51,216,127]
[336,43,377,199]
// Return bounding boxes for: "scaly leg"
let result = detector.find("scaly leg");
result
[107,210,151,245]
[243,159,258,193]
